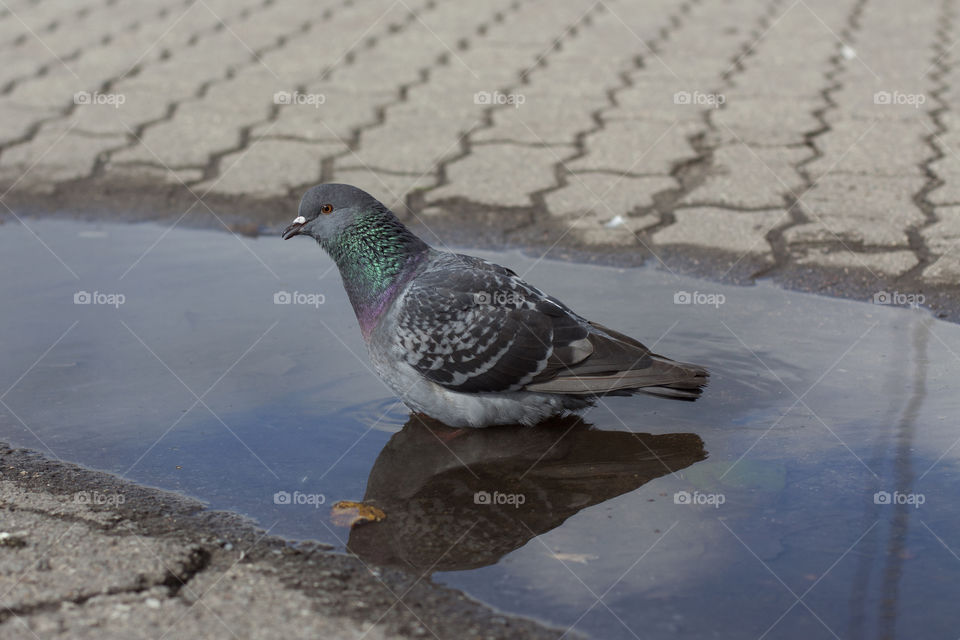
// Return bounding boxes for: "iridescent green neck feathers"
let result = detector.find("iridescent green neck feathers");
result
[319,209,428,333]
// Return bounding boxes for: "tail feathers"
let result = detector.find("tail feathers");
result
[523,320,708,399]
[649,356,709,390]
[636,387,703,401]
[525,355,709,399]
[635,358,709,401]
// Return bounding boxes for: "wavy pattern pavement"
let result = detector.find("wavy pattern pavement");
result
[0,0,956,293]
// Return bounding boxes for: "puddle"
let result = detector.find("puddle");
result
[2,218,960,639]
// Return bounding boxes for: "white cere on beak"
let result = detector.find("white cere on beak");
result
[293,215,306,224]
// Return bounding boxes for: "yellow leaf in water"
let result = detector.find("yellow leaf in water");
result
[331,501,386,528]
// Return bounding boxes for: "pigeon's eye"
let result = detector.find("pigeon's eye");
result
[320,204,334,215]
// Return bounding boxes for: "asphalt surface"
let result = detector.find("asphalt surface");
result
[0,443,567,639]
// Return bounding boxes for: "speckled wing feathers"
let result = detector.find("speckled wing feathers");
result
[392,252,708,398]
[393,254,591,393]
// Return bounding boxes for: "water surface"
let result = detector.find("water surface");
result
[2,218,958,639]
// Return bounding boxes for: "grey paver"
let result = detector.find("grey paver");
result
[193,139,346,197]
[679,145,809,209]
[652,206,784,260]
[805,119,927,179]
[544,173,675,245]
[0,123,125,189]
[792,246,920,276]
[785,175,924,247]
[922,207,960,283]
[568,119,701,175]
[429,143,572,207]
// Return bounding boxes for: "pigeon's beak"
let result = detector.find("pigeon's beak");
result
[282,215,307,240]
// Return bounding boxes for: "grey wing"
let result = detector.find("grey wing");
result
[393,253,708,398]
[393,258,592,393]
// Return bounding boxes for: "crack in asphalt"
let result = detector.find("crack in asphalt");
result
[0,544,212,624]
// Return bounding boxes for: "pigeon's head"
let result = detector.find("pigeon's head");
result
[282,184,386,242]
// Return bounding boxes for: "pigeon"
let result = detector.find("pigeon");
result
[283,184,707,427]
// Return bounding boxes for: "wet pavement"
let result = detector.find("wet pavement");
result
[3,217,960,639]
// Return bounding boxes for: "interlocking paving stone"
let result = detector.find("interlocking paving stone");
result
[792,247,920,277]
[784,175,925,247]
[567,119,701,174]
[251,85,396,143]
[922,207,960,283]
[805,119,927,179]
[708,97,823,147]
[429,143,572,207]
[679,145,809,209]
[192,139,347,198]
[0,124,125,189]
[546,173,675,216]
[652,206,784,259]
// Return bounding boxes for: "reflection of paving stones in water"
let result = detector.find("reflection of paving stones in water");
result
[2,219,959,639]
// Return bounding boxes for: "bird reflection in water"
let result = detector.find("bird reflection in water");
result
[344,415,706,572]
